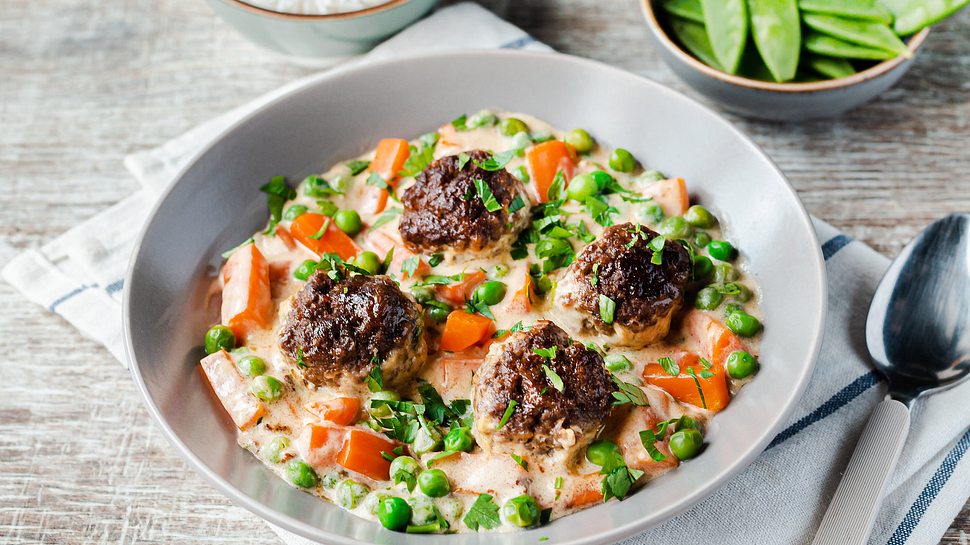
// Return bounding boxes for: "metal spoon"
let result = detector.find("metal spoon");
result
[811,213,970,545]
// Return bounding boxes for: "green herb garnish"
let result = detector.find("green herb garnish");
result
[259,176,296,235]
[474,178,503,213]
[599,294,616,324]
[346,159,370,176]
[496,400,518,430]
[463,494,501,531]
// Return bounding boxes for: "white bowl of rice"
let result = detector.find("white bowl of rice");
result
[205,0,438,58]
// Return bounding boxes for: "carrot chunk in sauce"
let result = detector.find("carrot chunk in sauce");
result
[220,243,272,341]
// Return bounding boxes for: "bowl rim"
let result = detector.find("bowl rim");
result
[217,0,413,21]
[640,0,930,93]
[123,49,827,545]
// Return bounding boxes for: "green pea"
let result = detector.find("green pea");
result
[417,469,451,497]
[499,117,529,137]
[747,0,800,82]
[586,440,621,467]
[502,495,540,527]
[262,436,289,463]
[659,216,694,239]
[285,459,318,488]
[336,479,370,509]
[724,282,752,302]
[726,350,758,379]
[725,310,762,337]
[609,148,637,173]
[236,355,266,377]
[692,255,714,282]
[566,173,599,202]
[408,496,438,525]
[251,375,283,402]
[694,231,711,247]
[708,240,735,261]
[390,456,420,490]
[352,251,381,275]
[331,209,361,237]
[331,174,352,194]
[410,285,436,304]
[493,263,510,278]
[641,203,665,224]
[204,325,236,354]
[714,262,739,283]
[474,281,508,306]
[512,165,530,183]
[443,426,475,452]
[293,259,318,281]
[683,205,717,228]
[467,110,498,128]
[564,128,596,153]
[605,354,633,373]
[701,0,748,73]
[424,300,451,324]
[669,428,704,460]
[695,286,723,310]
[283,204,308,221]
[377,496,412,531]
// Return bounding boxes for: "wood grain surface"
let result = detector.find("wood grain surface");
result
[1,0,967,543]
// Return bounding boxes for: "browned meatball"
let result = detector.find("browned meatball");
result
[278,271,426,392]
[553,223,691,348]
[398,150,529,259]
[472,321,615,457]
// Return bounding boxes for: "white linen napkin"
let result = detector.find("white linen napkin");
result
[3,3,967,544]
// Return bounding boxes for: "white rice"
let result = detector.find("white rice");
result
[241,0,394,15]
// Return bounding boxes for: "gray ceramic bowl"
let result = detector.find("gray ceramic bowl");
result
[641,0,930,121]
[124,50,826,545]
[205,0,438,58]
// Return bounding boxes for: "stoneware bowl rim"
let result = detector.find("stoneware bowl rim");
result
[219,0,412,21]
[123,49,826,545]
[640,0,930,93]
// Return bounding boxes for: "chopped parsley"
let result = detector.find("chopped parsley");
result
[541,364,565,393]
[648,234,666,265]
[494,321,526,338]
[296,348,307,369]
[532,346,558,359]
[457,152,471,170]
[583,195,618,227]
[398,132,439,178]
[401,256,420,278]
[451,114,469,132]
[611,375,649,407]
[473,150,516,172]
[463,494,501,531]
[308,217,331,240]
[365,361,384,392]
[474,178,503,213]
[510,453,528,469]
[658,356,679,377]
[259,176,296,235]
[428,252,444,267]
[496,399,518,430]
[639,416,696,462]
[686,366,708,409]
[220,237,254,259]
[366,171,389,189]
[594,441,645,501]
[346,159,370,176]
[370,207,401,230]
[508,194,526,214]
[547,170,565,201]
[599,294,616,324]
[589,262,600,287]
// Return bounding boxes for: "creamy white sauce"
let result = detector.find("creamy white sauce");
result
[204,110,764,532]
[241,0,393,15]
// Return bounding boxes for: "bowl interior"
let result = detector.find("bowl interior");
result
[125,50,825,545]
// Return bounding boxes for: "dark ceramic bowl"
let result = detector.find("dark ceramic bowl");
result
[641,0,931,121]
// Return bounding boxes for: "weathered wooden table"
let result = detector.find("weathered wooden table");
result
[1,0,968,542]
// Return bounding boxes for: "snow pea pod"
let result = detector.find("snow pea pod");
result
[802,13,909,56]
[804,31,897,59]
[701,0,748,73]
[737,38,776,81]
[748,0,801,82]
[799,0,894,24]
[668,17,724,70]
[804,53,857,79]
[660,0,705,24]
[881,0,970,35]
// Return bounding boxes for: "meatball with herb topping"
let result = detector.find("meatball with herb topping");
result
[471,321,615,459]
[553,223,691,348]
[278,270,426,392]
[398,150,530,261]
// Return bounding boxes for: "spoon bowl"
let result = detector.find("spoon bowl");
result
[812,213,970,545]
[867,212,970,402]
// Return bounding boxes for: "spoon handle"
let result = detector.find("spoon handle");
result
[811,399,911,545]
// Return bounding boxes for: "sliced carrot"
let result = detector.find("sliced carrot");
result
[274,225,296,251]
[365,229,429,279]
[306,397,361,426]
[648,177,690,217]
[298,423,345,468]
[199,350,265,430]
[527,140,576,203]
[565,474,605,508]
[365,138,410,214]
[683,311,746,366]
[221,243,272,341]
[436,270,486,306]
[504,270,536,315]
[440,310,494,352]
[289,212,360,261]
[336,429,397,481]
[643,352,730,412]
